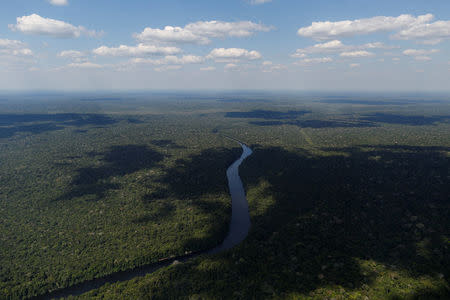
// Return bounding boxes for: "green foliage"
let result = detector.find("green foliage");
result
[1,94,449,299]
[0,107,239,298]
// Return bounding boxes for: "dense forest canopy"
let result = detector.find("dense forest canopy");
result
[0,93,449,299]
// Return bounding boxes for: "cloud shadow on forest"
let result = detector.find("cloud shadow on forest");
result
[318,99,446,106]
[0,113,145,139]
[143,147,241,202]
[150,139,186,149]
[55,145,165,201]
[360,113,450,126]
[140,146,242,248]
[134,144,449,298]
[225,110,310,120]
[250,119,376,128]
[241,111,450,129]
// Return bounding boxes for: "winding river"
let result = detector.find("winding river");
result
[37,142,253,299]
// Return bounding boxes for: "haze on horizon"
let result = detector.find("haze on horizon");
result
[1,0,450,92]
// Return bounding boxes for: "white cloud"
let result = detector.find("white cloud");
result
[295,57,333,65]
[224,63,239,70]
[9,14,101,38]
[154,65,182,72]
[135,26,209,45]
[297,14,434,40]
[135,20,271,44]
[58,50,84,58]
[414,56,432,61]
[0,38,33,56]
[67,62,102,69]
[402,49,439,56]
[350,63,361,68]
[48,0,68,6]
[291,52,307,58]
[131,55,204,65]
[0,39,26,49]
[292,40,393,57]
[340,50,374,58]
[93,44,181,57]
[364,42,393,49]
[403,49,439,61]
[262,62,286,72]
[1,48,33,56]
[250,0,272,4]
[200,66,216,71]
[207,48,262,62]
[393,20,450,44]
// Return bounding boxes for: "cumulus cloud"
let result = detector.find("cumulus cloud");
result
[297,14,434,40]
[207,48,262,62]
[250,0,272,4]
[93,44,181,57]
[292,40,393,57]
[402,49,439,56]
[48,0,68,6]
[131,55,204,65]
[414,56,432,61]
[135,26,209,45]
[200,66,216,71]
[9,14,101,38]
[67,62,102,68]
[0,38,33,56]
[224,63,239,70]
[340,51,374,58]
[261,61,286,72]
[154,65,182,72]
[294,57,333,65]
[393,20,450,44]
[403,49,439,61]
[135,20,271,44]
[58,50,84,58]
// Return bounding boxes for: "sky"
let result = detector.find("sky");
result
[1,0,450,92]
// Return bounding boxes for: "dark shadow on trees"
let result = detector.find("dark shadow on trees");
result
[55,145,165,201]
[73,129,88,134]
[132,202,175,224]
[150,139,186,149]
[127,144,449,298]
[80,98,122,102]
[0,123,65,138]
[250,119,376,128]
[140,147,242,250]
[126,118,144,124]
[0,113,117,127]
[249,121,285,126]
[360,113,450,126]
[218,99,271,103]
[150,147,242,200]
[225,110,310,120]
[318,99,445,105]
[0,114,123,138]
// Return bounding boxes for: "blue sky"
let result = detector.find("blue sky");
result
[1,0,450,91]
